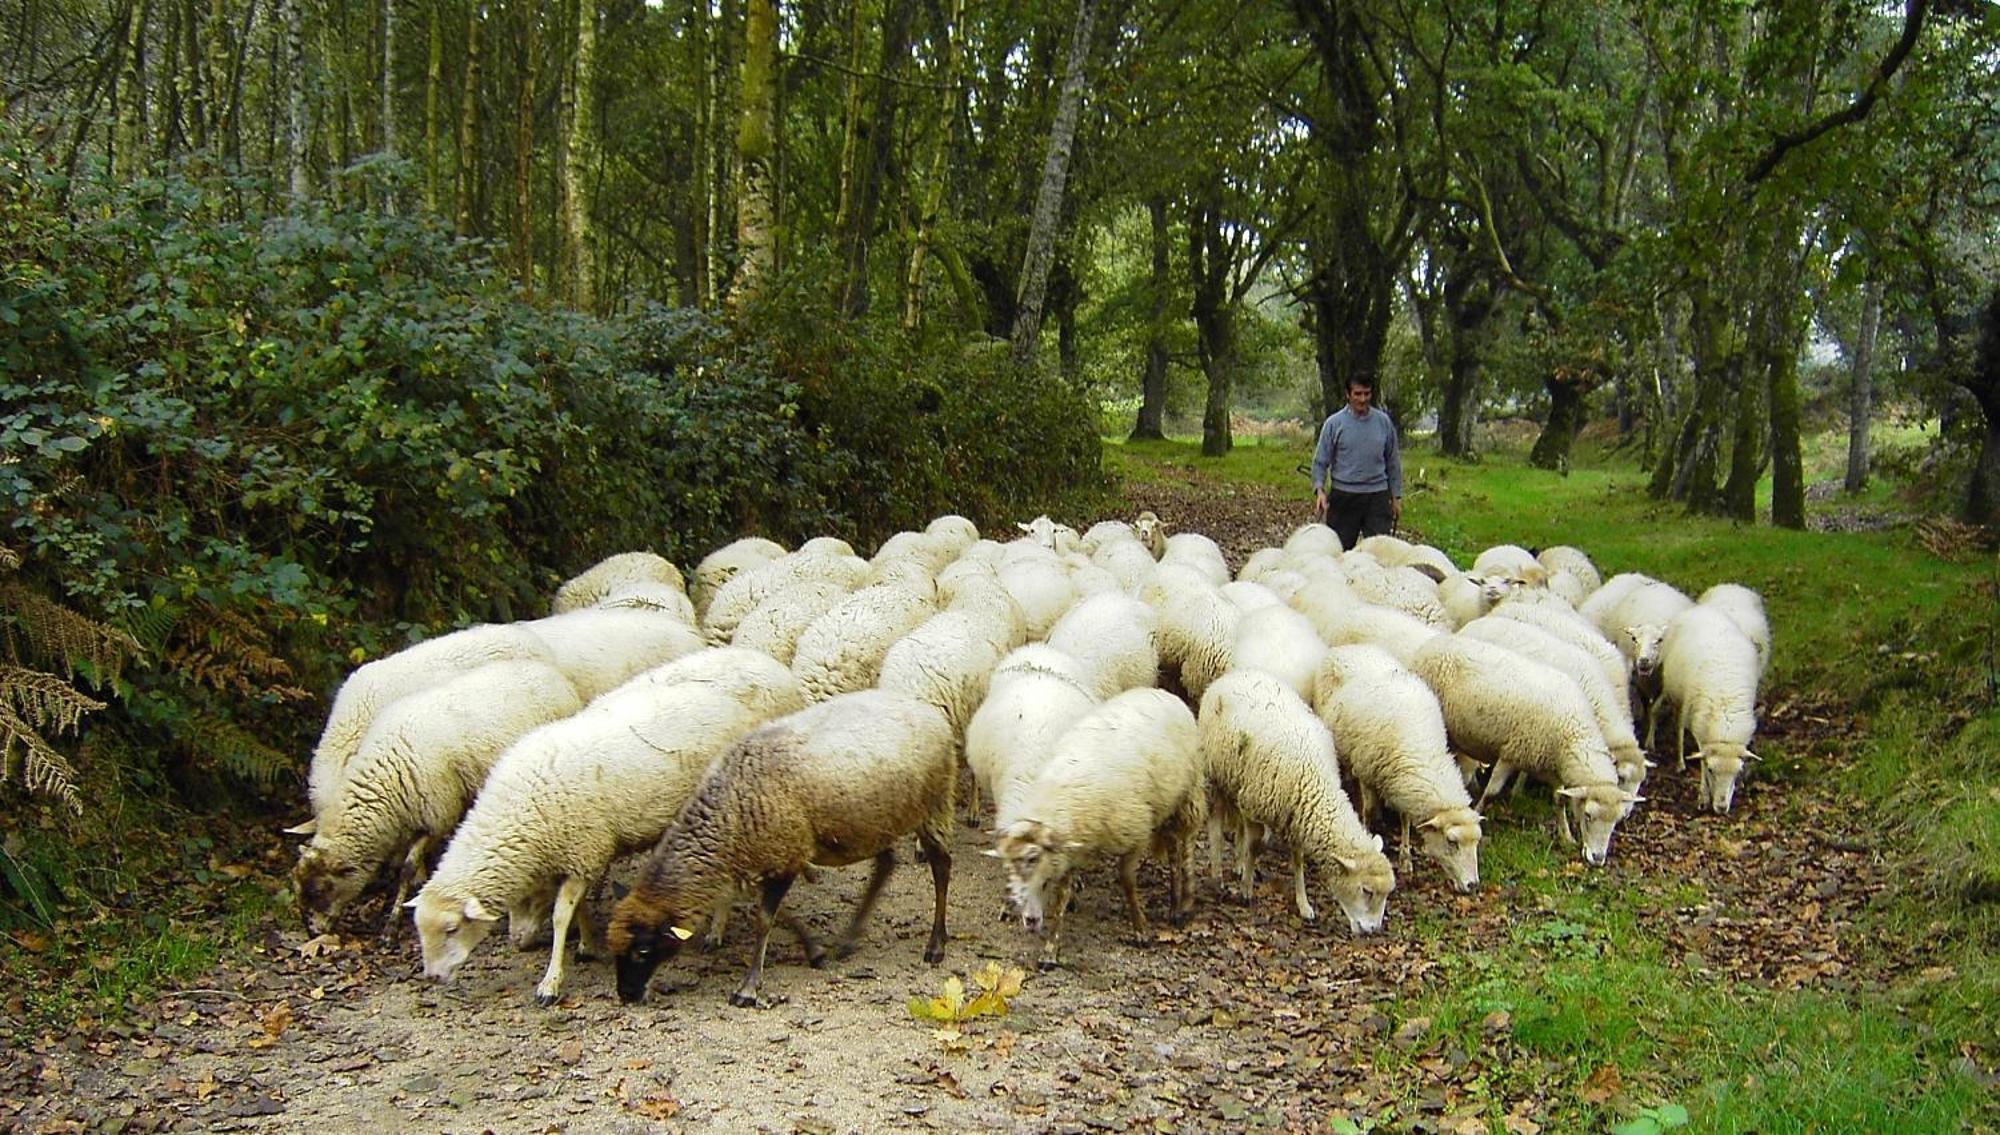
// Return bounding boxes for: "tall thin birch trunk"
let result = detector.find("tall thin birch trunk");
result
[514,0,536,292]
[902,0,961,330]
[1845,279,1882,494]
[117,0,152,178]
[1009,0,1097,368]
[284,0,305,197]
[729,0,777,307]
[379,0,395,211]
[562,0,598,311]
[456,0,481,233]
[423,0,440,212]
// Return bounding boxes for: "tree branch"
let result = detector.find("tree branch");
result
[1745,0,1929,186]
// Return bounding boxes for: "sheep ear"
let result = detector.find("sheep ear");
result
[1622,792,1646,804]
[1643,759,1659,770]
[1335,855,1360,873]
[1017,522,1033,533]
[1370,834,1384,853]
[981,848,1005,859]
[1743,749,1762,762]
[1556,786,1589,799]
[283,819,318,836]
[1416,815,1443,831]
[403,898,421,910]
[463,898,500,923]
[1064,840,1087,851]
[669,926,696,941]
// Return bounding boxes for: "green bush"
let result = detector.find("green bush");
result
[0,143,1103,825]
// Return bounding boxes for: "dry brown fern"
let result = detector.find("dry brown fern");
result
[1915,517,1992,562]
[0,580,141,687]
[163,603,311,703]
[0,554,137,814]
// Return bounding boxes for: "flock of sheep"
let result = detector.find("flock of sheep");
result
[287,512,1770,1008]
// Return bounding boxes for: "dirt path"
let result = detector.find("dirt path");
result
[3,480,1912,1135]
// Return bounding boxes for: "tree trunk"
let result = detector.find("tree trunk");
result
[423,0,440,213]
[1009,0,1098,368]
[1304,252,1395,426]
[513,0,535,293]
[118,0,151,178]
[837,0,912,317]
[1189,190,1235,458]
[1130,194,1170,442]
[1530,371,1589,473]
[455,0,481,233]
[1845,279,1881,493]
[563,0,599,311]
[1439,264,1493,460]
[379,0,394,156]
[1960,288,2000,527]
[902,0,962,330]
[729,0,778,307]
[1720,367,1763,521]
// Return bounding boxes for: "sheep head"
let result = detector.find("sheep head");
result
[990,819,1077,935]
[1697,742,1755,814]
[607,890,704,1004]
[1610,741,1651,817]
[293,843,369,934]
[409,890,501,981]
[1132,511,1169,559]
[1623,624,1668,677]
[1416,808,1483,892]
[1558,783,1637,865]
[1320,834,1395,936]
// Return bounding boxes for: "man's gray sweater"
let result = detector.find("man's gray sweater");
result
[1310,407,1403,497]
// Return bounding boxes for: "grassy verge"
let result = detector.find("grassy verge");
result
[1111,427,1999,1134]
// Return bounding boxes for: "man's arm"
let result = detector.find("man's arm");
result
[1310,417,1339,520]
[1384,416,1404,524]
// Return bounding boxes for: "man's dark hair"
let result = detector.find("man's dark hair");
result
[1346,377,1374,392]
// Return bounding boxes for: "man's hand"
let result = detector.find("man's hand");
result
[1312,489,1328,522]
[1391,497,1403,524]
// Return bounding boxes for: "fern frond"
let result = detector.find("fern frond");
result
[0,665,107,736]
[0,581,143,687]
[163,603,305,701]
[179,707,293,787]
[0,545,20,572]
[0,704,85,815]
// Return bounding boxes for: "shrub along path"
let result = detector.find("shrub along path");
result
[0,471,1939,1134]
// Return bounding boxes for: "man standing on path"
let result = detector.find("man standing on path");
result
[1310,377,1403,550]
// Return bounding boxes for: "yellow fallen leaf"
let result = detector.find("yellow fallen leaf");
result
[299,933,342,958]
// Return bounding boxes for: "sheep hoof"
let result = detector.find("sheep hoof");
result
[923,946,945,965]
[534,991,559,1009]
[1036,957,1063,972]
[805,947,831,969]
[728,990,762,1009]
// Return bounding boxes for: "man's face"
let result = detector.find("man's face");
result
[1347,385,1372,415]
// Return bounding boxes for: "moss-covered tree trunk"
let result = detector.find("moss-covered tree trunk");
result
[1845,280,1881,494]
[1963,288,2000,527]
[1529,370,1589,472]
[1131,194,1170,442]
[1440,263,1493,460]
[729,0,777,308]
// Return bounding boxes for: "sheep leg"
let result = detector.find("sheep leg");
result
[834,849,897,961]
[731,873,798,1008]
[778,911,827,968]
[383,835,433,938]
[1235,815,1256,902]
[1205,811,1226,885]
[918,830,952,965]
[1169,830,1197,925]
[703,889,734,952]
[1397,815,1414,877]
[1555,791,1578,845]
[1290,848,1316,923]
[1358,782,1380,830]
[1037,874,1074,971]
[1119,850,1152,941]
[533,875,591,1008]
[1478,762,1516,810]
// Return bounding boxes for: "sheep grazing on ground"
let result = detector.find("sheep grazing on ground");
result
[790,580,938,702]
[294,623,556,836]
[1459,616,1650,806]
[295,660,583,934]
[607,690,958,1007]
[1698,583,1771,677]
[965,645,1101,829]
[691,537,788,619]
[1291,591,1434,667]
[1592,578,1692,712]
[517,607,708,702]
[878,605,1020,743]
[1139,565,1240,701]
[997,549,1079,641]
[1133,511,1169,559]
[1343,560,1451,627]
[592,580,699,627]
[1409,634,1636,865]
[1198,671,1396,931]
[1486,592,1630,695]
[552,552,687,615]
[1656,606,1763,813]
[701,550,870,646]
[410,650,805,1005]
[1161,532,1231,588]
[1313,646,1481,891]
[866,530,960,584]
[799,535,857,558]
[1351,534,1410,562]
[991,688,1206,969]
[1044,592,1160,700]
[1220,580,1285,614]
[1229,603,1327,704]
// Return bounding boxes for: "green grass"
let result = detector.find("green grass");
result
[1109,425,2000,1135]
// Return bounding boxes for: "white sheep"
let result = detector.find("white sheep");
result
[997,553,1079,641]
[1656,606,1762,813]
[730,577,855,665]
[1578,571,1653,627]
[295,623,556,836]
[1132,511,1169,559]
[1312,646,1480,890]
[1438,572,1511,629]
[1045,592,1161,700]
[878,606,1019,741]
[1471,544,1548,588]
[1291,591,1434,667]
[691,537,788,619]
[552,552,686,615]
[1080,519,1137,555]
[1409,634,1636,865]
[1062,552,1122,598]
[1485,593,1630,695]
[1138,564,1240,701]
[1016,514,1083,553]
[410,649,806,1005]
[799,535,858,558]
[1284,524,1345,560]
[1161,532,1231,588]
[1594,578,1693,696]
[701,549,871,646]
[295,660,584,933]
[937,567,1031,648]
[965,645,1101,828]
[1092,537,1161,594]
[517,607,708,701]
[1344,560,1451,627]
[590,579,700,628]
[925,514,981,555]
[1220,579,1285,614]
[866,530,959,584]
[991,688,1206,969]
[790,580,939,702]
[1459,616,1650,805]
[1197,670,1395,932]
[1536,545,1603,593]
[606,690,959,1006]
[1351,534,1410,562]
[1228,603,1327,703]
[1235,546,1287,583]
[1698,583,1770,677]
